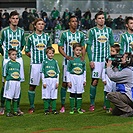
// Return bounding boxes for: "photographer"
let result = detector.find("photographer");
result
[106,52,133,117]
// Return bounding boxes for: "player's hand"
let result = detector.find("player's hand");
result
[106,60,112,67]
[68,82,72,88]
[56,83,58,89]
[66,56,74,60]
[43,84,46,88]
[83,82,86,86]
[90,61,95,69]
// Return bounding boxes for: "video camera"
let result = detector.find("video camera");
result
[112,54,123,67]
[106,54,123,67]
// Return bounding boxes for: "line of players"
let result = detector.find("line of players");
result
[0,10,133,116]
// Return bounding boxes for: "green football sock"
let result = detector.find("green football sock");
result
[28,90,35,108]
[103,91,106,107]
[75,94,77,107]
[51,99,56,111]
[105,94,110,109]
[48,99,51,108]
[90,85,96,105]
[76,98,82,110]
[17,92,21,108]
[44,99,49,111]
[60,87,66,106]
[13,99,18,112]
[70,97,75,111]
[6,99,11,113]
[1,86,5,108]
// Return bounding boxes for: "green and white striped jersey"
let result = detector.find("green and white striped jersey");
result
[119,32,133,54]
[67,57,86,75]
[3,60,21,81]
[0,26,25,59]
[87,26,114,62]
[58,29,85,65]
[25,32,51,64]
[42,58,60,78]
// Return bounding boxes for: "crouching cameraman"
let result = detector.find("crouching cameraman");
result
[106,52,133,117]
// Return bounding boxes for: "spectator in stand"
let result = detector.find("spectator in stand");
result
[1,15,9,28]
[80,14,86,29]
[50,7,60,22]
[28,9,35,22]
[18,15,24,28]
[115,15,124,29]
[83,9,92,29]
[43,14,52,31]
[33,9,39,18]
[75,8,82,21]
[54,17,62,31]
[22,8,29,31]
[112,17,118,30]
[41,10,47,19]
[62,8,71,30]
[3,10,9,22]
[22,8,28,20]
[27,9,36,31]
[105,15,113,28]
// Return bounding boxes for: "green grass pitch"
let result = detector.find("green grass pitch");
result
[0,54,133,133]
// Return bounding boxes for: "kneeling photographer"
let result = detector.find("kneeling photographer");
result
[106,52,133,117]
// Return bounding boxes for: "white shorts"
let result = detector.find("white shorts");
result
[29,64,42,86]
[62,65,67,82]
[67,74,85,94]
[104,74,116,92]
[42,78,58,99]
[2,58,25,82]
[3,80,21,99]
[92,62,105,79]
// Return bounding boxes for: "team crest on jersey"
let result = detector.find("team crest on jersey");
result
[36,43,45,50]
[69,40,78,47]
[10,39,20,47]
[97,36,107,43]
[11,72,20,79]
[47,70,56,77]
[73,67,82,74]
[129,42,133,49]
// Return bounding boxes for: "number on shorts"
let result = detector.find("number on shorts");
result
[93,72,98,78]
[30,78,33,83]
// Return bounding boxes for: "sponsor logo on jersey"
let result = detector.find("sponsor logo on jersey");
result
[73,67,82,74]
[36,43,45,50]
[69,40,78,46]
[97,36,107,43]
[10,39,20,47]
[47,70,56,77]
[129,42,133,49]
[11,72,20,79]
